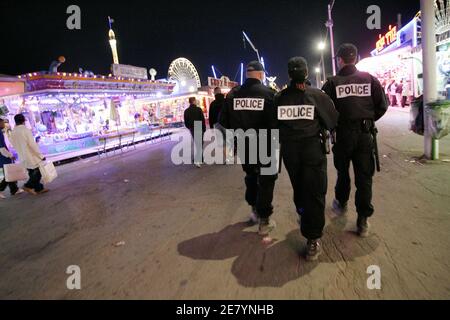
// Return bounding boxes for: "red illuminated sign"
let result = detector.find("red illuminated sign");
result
[376,25,398,53]
[208,76,238,89]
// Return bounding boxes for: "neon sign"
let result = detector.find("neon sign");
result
[208,76,238,89]
[376,25,398,53]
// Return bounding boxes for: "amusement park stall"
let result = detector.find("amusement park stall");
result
[357,13,450,101]
[0,71,212,161]
[0,54,239,162]
[357,7,450,143]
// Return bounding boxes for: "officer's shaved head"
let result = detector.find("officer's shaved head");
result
[246,61,265,82]
[246,70,265,82]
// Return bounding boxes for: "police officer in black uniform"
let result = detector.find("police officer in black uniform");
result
[275,57,338,261]
[322,44,388,237]
[220,61,278,236]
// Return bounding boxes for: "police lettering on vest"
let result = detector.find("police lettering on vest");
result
[234,98,265,111]
[278,105,315,121]
[336,83,371,99]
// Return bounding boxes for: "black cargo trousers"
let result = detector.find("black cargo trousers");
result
[242,164,278,219]
[240,134,278,220]
[281,136,328,240]
[333,122,376,218]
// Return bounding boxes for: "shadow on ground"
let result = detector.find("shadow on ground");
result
[178,214,379,288]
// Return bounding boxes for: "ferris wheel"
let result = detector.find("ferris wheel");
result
[168,58,201,88]
[435,0,450,35]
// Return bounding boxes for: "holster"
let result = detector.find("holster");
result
[320,130,331,155]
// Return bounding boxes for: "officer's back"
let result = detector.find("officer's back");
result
[322,44,388,122]
[220,61,275,131]
[275,82,338,143]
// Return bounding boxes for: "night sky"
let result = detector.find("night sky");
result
[0,0,419,85]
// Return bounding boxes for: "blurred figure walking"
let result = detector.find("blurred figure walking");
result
[0,118,23,199]
[184,98,206,168]
[9,114,48,195]
[209,87,225,129]
[209,87,228,164]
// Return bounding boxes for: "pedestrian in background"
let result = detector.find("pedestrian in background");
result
[382,81,388,98]
[396,81,403,108]
[9,114,48,195]
[209,87,228,164]
[184,97,206,168]
[389,80,397,107]
[402,81,410,108]
[0,118,23,199]
[209,87,225,129]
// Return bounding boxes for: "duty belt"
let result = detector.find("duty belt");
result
[338,119,374,133]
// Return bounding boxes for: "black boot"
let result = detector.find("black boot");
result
[306,239,322,262]
[357,217,370,238]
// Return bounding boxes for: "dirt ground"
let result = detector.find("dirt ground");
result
[0,108,449,300]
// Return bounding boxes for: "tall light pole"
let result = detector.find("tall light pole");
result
[326,0,337,76]
[315,67,322,88]
[420,0,438,160]
[318,42,326,83]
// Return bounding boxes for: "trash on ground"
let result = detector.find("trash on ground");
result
[114,241,126,247]
[262,236,275,246]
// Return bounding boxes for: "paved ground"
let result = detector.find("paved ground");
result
[0,108,449,300]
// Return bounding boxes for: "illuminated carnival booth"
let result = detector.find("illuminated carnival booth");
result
[0,15,233,162]
[357,9,450,101]
[0,57,214,161]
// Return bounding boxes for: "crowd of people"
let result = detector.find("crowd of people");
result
[383,79,411,108]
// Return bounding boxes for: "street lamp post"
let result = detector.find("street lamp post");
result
[326,0,337,76]
[318,42,326,83]
[315,67,322,88]
[420,0,438,160]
